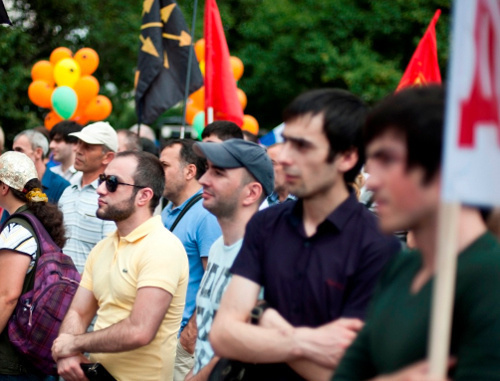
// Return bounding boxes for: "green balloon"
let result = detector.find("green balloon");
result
[192,111,205,140]
[51,86,78,120]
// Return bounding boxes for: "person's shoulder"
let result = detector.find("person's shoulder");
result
[44,166,70,186]
[253,199,295,223]
[457,232,500,281]
[378,248,418,286]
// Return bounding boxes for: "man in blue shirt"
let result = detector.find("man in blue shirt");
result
[160,139,221,381]
[210,89,400,381]
[13,129,70,203]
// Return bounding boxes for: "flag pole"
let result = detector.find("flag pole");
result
[427,202,461,376]
[180,0,200,139]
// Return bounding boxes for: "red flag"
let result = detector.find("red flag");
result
[204,0,243,126]
[396,10,442,91]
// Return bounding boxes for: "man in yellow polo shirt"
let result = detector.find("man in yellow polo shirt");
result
[52,151,188,381]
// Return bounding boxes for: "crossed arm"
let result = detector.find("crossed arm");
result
[209,275,363,381]
[52,285,173,381]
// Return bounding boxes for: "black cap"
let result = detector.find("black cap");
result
[194,139,274,196]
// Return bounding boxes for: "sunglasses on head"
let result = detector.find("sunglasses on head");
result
[98,174,147,193]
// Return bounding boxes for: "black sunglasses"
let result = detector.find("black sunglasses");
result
[98,174,147,193]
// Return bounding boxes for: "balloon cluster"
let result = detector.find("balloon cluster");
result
[28,47,112,130]
[187,39,259,137]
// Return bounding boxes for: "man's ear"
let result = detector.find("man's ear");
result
[102,151,115,166]
[136,187,154,207]
[0,182,9,196]
[337,147,359,173]
[242,182,263,207]
[184,163,197,181]
[34,147,44,162]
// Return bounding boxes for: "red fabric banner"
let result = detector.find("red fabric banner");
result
[204,0,243,126]
[396,9,442,91]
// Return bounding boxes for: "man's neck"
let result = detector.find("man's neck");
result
[171,181,201,208]
[115,210,153,237]
[415,205,487,271]
[81,169,104,188]
[302,180,350,237]
[59,157,74,173]
[276,188,290,203]
[218,206,258,246]
[35,161,46,181]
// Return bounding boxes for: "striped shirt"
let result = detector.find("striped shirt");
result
[0,223,37,273]
[58,178,116,273]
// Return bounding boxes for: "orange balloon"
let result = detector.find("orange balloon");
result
[71,106,90,126]
[74,48,99,76]
[236,88,247,110]
[84,95,112,121]
[190,86,205,109]
[194,39,205,62]
[50,47,73,65]
[185,101,202,126]
[31,60,54,86]
[28,80,54,109]
[74,76,100,107]
[242,114,259,135]
[230,56,244,81]
[44,111,63,130]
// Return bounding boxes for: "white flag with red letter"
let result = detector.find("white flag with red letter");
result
[442,0,500,206]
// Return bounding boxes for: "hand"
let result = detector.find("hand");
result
[180,320,198,354]
[57,354,90,381]
[297,318,364,368]
[52,333,79,361]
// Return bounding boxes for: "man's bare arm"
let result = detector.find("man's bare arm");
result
[53,286,172,358]
[210,276,362,375]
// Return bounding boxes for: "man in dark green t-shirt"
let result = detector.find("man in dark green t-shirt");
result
[334,86,500,381]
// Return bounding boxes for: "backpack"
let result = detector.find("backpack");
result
[6,212,81,375]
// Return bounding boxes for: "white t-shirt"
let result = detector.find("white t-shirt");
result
[194,237,243,374]
[0,222,37,273]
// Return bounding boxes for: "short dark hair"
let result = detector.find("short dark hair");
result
[201,121,244,141]
[162,139,207,179]
[116,151,165,213]
[117,129,141,152]
[49,121,82,144]
[140,137,159,157]
[283,88,368,183]
[364,85,444,184]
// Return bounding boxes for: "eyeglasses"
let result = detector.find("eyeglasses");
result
[98,174,147,193]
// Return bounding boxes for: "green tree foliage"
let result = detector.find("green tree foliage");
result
[0,0,450,140]
[213,0,450,129]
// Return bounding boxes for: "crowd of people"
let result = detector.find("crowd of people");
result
[0,85,499,381]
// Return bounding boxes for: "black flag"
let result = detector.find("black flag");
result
[135,0,203,124]
[1,0,11,25]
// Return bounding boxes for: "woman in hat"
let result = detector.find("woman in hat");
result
[0,151,66,380]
